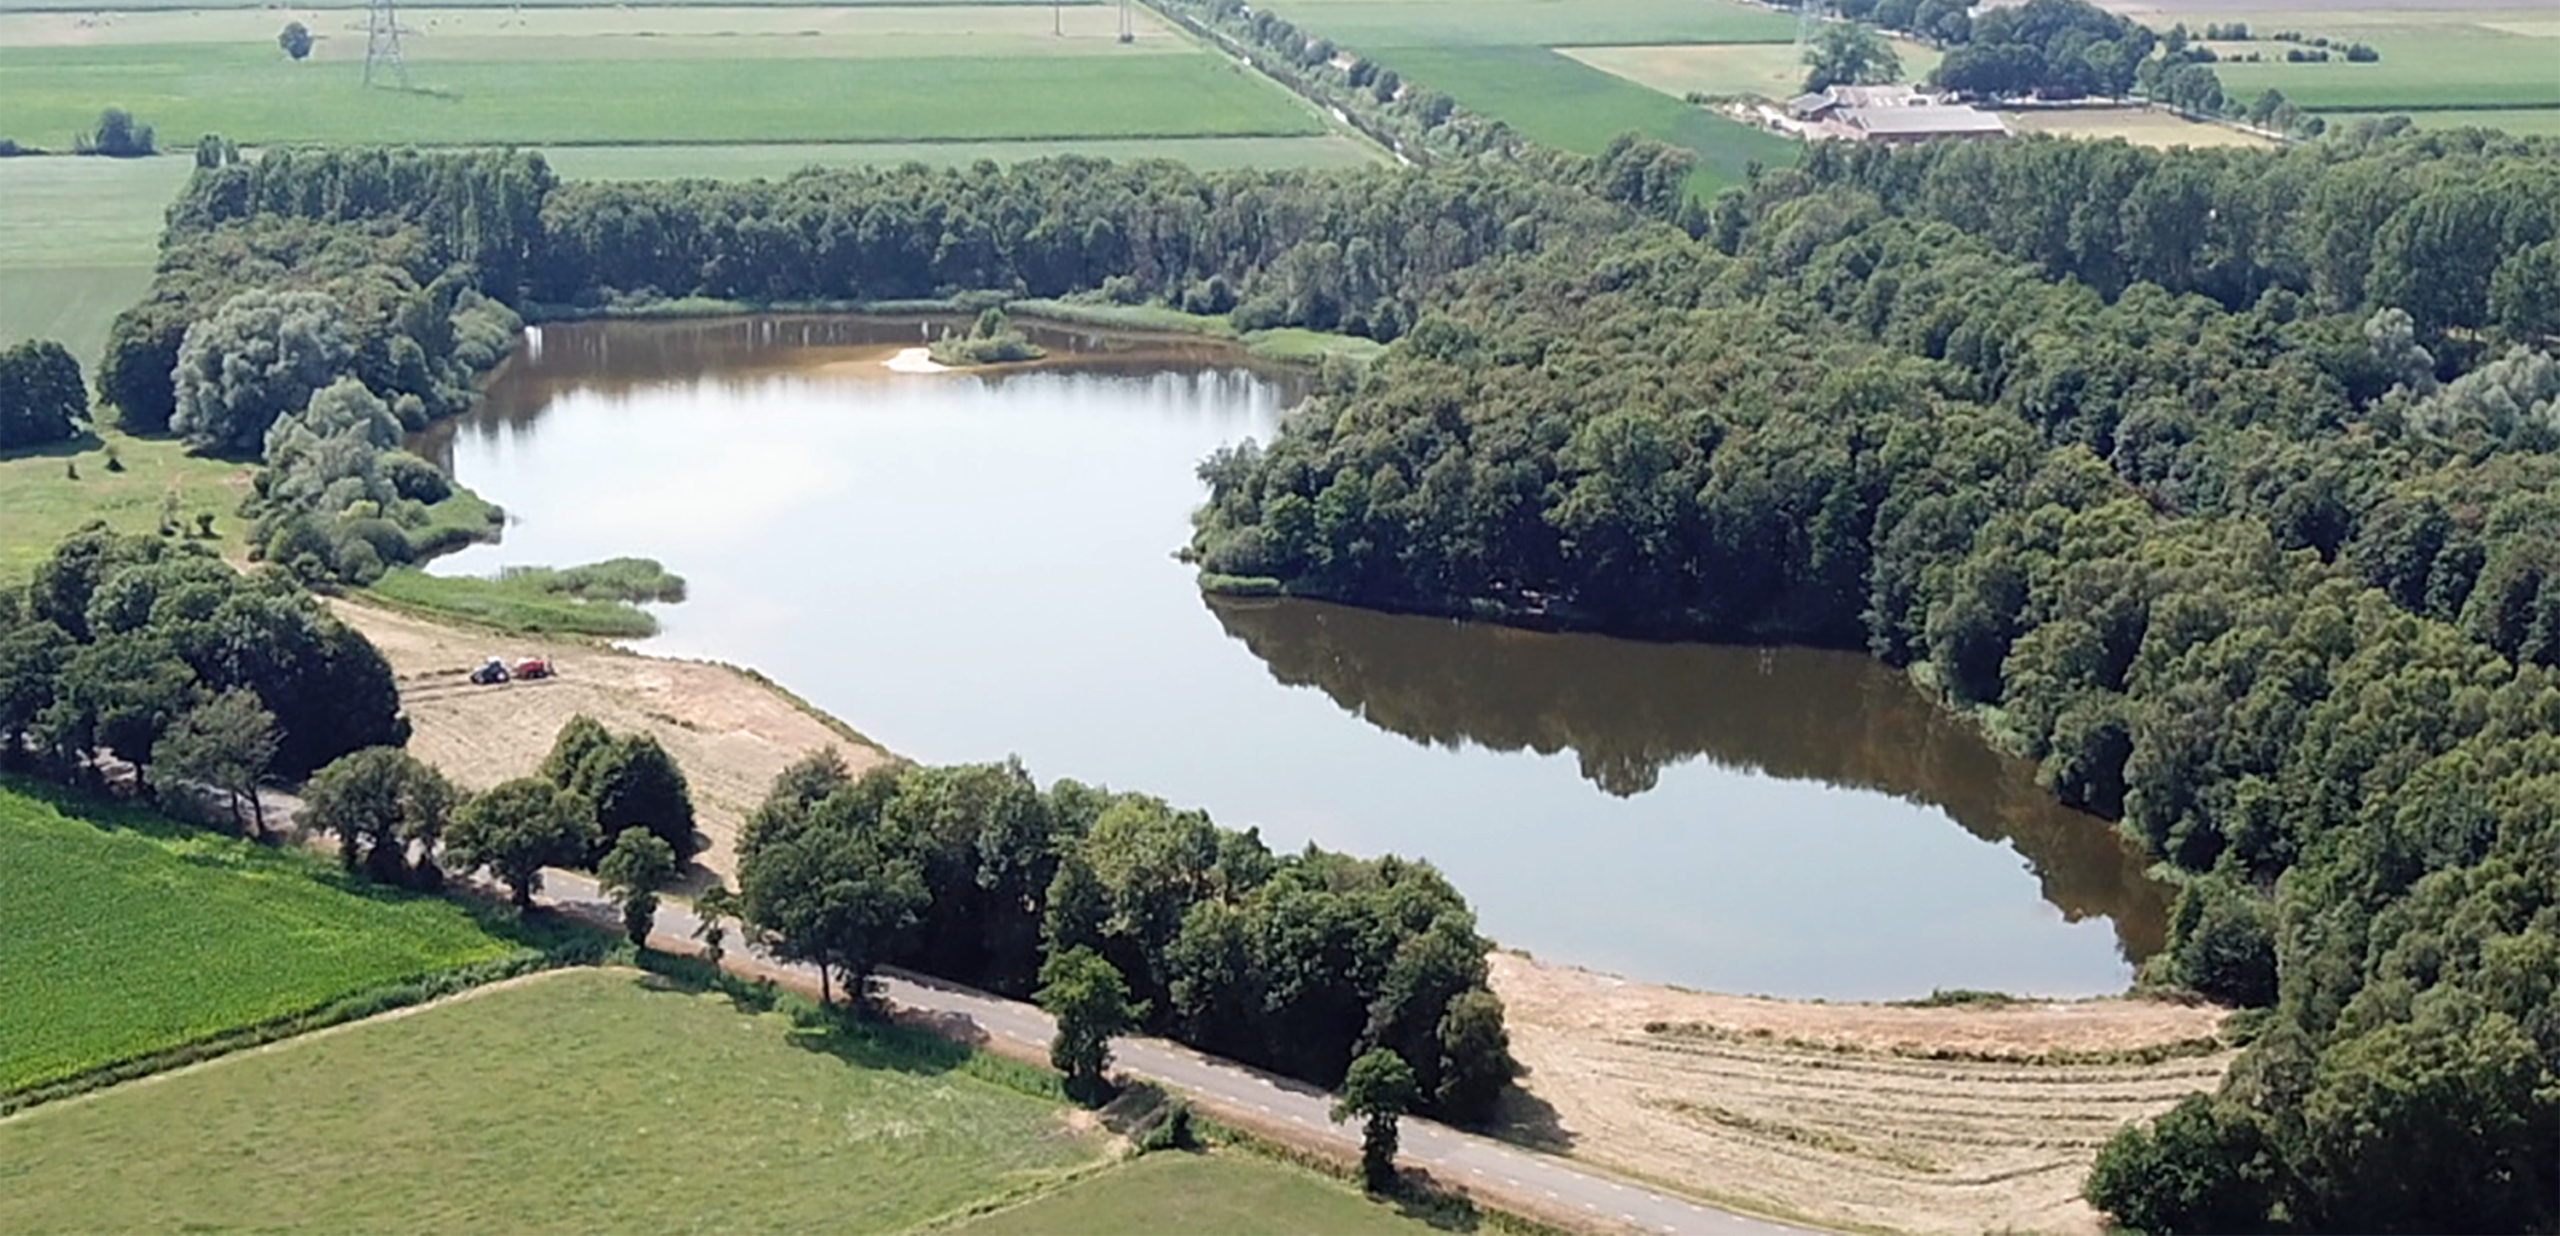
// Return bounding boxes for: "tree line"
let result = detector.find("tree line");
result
[733,751,1517,1125]
[1186,131,2557,1230]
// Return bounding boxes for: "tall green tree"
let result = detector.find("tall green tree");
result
[1036,946,1141,1102]
[444,777,598,908]
[1802,22,1904,92]
[277,20,312,59]
[151,687,279,835]
[598,829,677,946]
[300,746,458,886]
[1332,1048,1417,1192]
[0,340,86,450]
[169,288,355,455]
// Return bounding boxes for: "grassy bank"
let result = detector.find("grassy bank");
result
[1006,299,1386,364]
[0,967,1108,1234]
[361,562,677,638]
[0,779,515,1096]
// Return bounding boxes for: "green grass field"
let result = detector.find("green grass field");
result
[2131,8,2560,112]
[0,434,255,583]
[954,1149,1447,1235]
[0,46,1325,147]
[0,968,1109,1233]
[0,155,192,368]
[1252,0,1801,194]
[1257,0,1794,47]
[1373,45,1800,193]
[0,781,514,1094]
[2326,106,2560,135]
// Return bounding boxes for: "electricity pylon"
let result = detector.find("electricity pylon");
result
[365,0,411,89]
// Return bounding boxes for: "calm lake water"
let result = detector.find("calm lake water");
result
[418,316,2172,1000]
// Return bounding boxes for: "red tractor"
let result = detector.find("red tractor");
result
[513,656,554,681]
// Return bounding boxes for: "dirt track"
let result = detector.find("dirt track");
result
[335,601,887,878]
[1488,954,2233,1235]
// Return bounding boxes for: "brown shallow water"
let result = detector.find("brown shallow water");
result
[419,314,2171,999]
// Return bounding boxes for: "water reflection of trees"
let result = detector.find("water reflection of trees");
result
[1208,595,2172,962]
[413,315,1300,470]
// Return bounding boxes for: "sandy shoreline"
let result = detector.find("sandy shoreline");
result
[881,345,947,373]
[343,597,2226,1234]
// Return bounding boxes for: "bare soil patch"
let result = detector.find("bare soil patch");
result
[2001,105,2277,147]
[335,599,885,878]
[1488,952,2233,1235]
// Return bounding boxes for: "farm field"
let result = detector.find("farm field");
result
[0,47,1324,147]
[1256,0,1802,190]
[2002,105,2278,146]
[2101,3,2560,112]
[952,1150,1447,1235]
[0,968,1110,1233]
[2327,106,2560,134]
[1489,953,2237,1236]
[1564,38,1943,100]
[0,0,1357,150]
[0,781,512,1096]
[1372,45,1802,193]
[1252,0,1796,47]
[0,154,190,369]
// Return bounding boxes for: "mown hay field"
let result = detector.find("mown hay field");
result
[0,782,512,1095]
[1563,39,1944,101]
[0,968,1108,1234]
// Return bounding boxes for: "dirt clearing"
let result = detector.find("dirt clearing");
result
[1488,952,2233,1235]
[2003,105,2278,147]
[335,600,885,878]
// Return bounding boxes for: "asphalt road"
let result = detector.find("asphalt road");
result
[541,871,1815,1236]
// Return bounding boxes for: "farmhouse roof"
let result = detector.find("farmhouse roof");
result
[1845,105,2009,136]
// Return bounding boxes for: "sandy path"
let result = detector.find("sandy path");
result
[1487,953,2233,1235]
[334,600,886,879]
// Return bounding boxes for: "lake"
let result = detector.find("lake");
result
[418,315,2172,1000]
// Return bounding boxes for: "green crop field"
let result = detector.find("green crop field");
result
[2326,106,2560,135]
[2126,7,2560,111]
[1257,0,1795,47]
[1374,45,1800,193]
[0,46,1324,147]
[0,968,1110,1233]
[0,781,513,1095]
[0,154,192,369]
[954,1150,1447,1235]
[1253,0,1801,194]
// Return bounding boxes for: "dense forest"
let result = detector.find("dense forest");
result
[735,752,1515,1123]
[1189,131,2560,1230]
[101,116,2560,1227]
